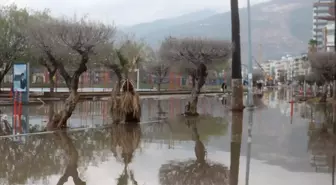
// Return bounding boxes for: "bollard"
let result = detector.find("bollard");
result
[18,92,22,132]
[13,91,17,134]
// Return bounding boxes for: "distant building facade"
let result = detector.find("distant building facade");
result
[313,0,333,50]
[260,54,310,82]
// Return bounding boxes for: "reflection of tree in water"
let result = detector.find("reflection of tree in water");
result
[0,127,117,184]
[159,117,229,185]
[277,87,287,101]
[142,115,228,146]
[55,131,86,185]
[253,95,266,110]
[111,124,141,185]
[156,100,167,120]
[0,133,61,184]
[307,103,336,172]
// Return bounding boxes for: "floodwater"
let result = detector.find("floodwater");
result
[0,89,335,185]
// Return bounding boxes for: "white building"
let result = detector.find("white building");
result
[313,0,333,50]
[260,54,310,82]
[324,22,334,51]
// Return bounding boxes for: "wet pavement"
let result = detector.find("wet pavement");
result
[0,89,335,185]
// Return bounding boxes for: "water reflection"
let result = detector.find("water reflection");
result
[111,124,141,185]
[159,117,229,185]
[230,112,243,185]
[55,132,85,185]
[1,96,225,132]
[0,91,336,184]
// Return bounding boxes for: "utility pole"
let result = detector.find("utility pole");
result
[245,0,254,184]
[332,1,336,184]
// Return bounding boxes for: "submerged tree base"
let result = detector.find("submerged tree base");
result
[183,112,199,117]
[320,94,327,103]
[47,92,80,130]
[184,101,200,117]
[110,80,141,124]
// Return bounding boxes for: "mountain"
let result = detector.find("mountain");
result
[122,9,218,37]
[124,0,315,61]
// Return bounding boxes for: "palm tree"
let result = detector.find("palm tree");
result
[104,39,144,124]
[308,39,318,54]
[105,39,144,94]
[230,0,244,111]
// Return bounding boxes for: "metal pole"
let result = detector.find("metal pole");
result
[245,108,253,185]
[245,0,254,185]
[136,69,140,90]
[247,0,253,107]
[304,78,306,97]
[333,0,336,182]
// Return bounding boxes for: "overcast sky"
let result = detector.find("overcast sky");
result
[1,0,268,26]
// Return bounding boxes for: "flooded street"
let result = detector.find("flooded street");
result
[0,89,335,185]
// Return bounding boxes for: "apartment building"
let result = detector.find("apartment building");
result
[260,55,310,82]
[313,0,333,50]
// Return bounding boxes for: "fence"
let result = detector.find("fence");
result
[2,69,226,90]
[1,97,220,130]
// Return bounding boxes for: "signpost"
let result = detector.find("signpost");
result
[12,62,30,135]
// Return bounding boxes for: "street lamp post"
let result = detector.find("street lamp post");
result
[332,0,336,183]
[245,0,254,185]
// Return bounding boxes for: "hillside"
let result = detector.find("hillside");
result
[122,9,218,37]
[125,0,315,61]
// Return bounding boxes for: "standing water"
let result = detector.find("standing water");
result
[0,89,334,185]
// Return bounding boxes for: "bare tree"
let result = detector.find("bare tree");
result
[305,72,324,86]
[160,37,232,116]
[25,10,59,93]
[309,51,336,101]
[28,16,116,128]
[0,5,29,90]
[252,69,264,85]
[143,47,169,92]
[148,63,169,92]
[294,75,305,85]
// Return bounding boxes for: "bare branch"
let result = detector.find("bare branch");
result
[159,37,232,68]
[27,14,116,90]
[0,5,30,83]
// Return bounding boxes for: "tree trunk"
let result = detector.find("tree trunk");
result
[157,83,161,93]
[157,99,165,117]
[230,111,243,185]
[320,83,328,102]
[0,73,5,93]
[46,103,55,130]
[49,73,55,94]
[0,63,12,93]
[56,90,79,128]
[191,123,206,164]
[184,65,207,116]
[48,75,81,129]
[230,0,244,111]
[333,80,336,101]
[330,83,333,98]
[46,67,57,95]
[116,77,122,94]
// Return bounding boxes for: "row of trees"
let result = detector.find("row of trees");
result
[292,49,336,102]
[0,5,235,127]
